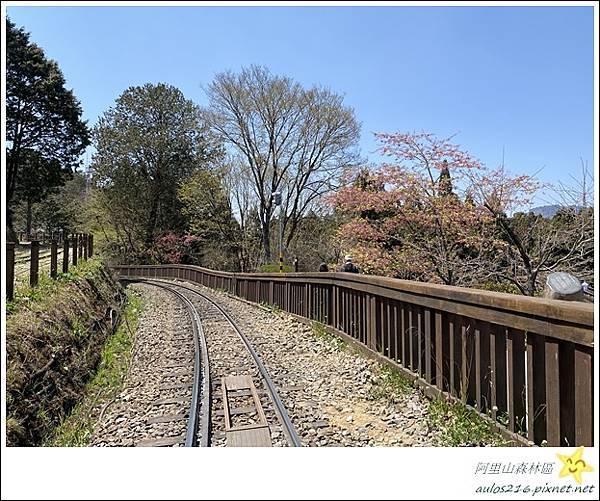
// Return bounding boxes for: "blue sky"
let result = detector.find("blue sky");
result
[6,5,595,204]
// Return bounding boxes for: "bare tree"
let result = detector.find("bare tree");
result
[203,65,360,261]
[470,166,594,295]
[286,207,344,271]
[550,158,594,209]
[222,158,263,271]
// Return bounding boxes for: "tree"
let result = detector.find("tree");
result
[147,233,202,265]
[91,83,222,259]
[203,65,360,262]
[286,209,344,271]
[551,158,594,209]
[332,132,500,286]
[488,209,593,295]
[32,171,88,235]
[13,149,71,238]
[6,19,89,241]
[333,131,593,295]
[178,168,242,270]
[223,159,265,272]
[468,165,593,295]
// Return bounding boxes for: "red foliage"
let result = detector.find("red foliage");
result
[148,233,202,264]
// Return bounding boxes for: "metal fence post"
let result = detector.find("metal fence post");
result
[30,240,40,287]
[63,236,70,273]
[50,240,58,278]
[72,234,78,266]
[7,242,15,301]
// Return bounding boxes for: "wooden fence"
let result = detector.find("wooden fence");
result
[6,233,94,301]
[112,264,594,447]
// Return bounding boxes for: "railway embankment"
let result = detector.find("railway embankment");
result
[6,260,125,446]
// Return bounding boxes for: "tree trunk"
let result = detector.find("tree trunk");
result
[526,273,537,297]
[145,186,160,249]
[262,223,271,262]
[26,199,33,240]
[6,206,18,243]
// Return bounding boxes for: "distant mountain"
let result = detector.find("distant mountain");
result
[529,205,585,218]
[529,205,562,218]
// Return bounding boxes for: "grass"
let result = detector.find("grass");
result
[46,288,143,446]
[260,263,295,273]
[6,258,125,445]
[259,300,281,314]
[7,259,104,315]
[367,365,414,403]
[428,398,507,446]
[311,321,346,351]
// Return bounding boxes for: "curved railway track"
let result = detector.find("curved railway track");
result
[14,249,64,278]
[146,281,211,447]
[124,278,301,447]
[119,280,210,447]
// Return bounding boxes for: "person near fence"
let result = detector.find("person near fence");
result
[339,255,359,273]
[318,262,329,272]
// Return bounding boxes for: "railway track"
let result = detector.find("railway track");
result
[136,281,210,447]
[15,249,64,278]
[124,278,301,447]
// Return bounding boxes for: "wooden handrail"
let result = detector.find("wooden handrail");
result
[112,263,594,447]
[113,264,593,345]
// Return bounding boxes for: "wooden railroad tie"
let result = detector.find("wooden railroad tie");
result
[221,375,272,447]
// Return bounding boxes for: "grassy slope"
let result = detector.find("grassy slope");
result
[47,288,143,446]
[6,259,124,445]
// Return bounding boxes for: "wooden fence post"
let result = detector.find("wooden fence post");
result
[7,242,15,301]
[30,240,40,287]
[63,237,70,273]
[88,233,94,257]
[72,234,78,266]
[78,233,83,258]
[50,240,58,278]
[332,285,338,329]
[368,295,377,351]
[83,233,88,260]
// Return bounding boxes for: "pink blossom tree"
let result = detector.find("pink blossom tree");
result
[333,130,590,296]
[332,132,503,285]
[148,232,202,264]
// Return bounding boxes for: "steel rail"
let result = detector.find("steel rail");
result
[123,279,211,447]
[14,248,63,263]
[139,278,302,448]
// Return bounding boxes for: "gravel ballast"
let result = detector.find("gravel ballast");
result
[91,280,443,447]
[90,283,194,446]
[178,281,441,447]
